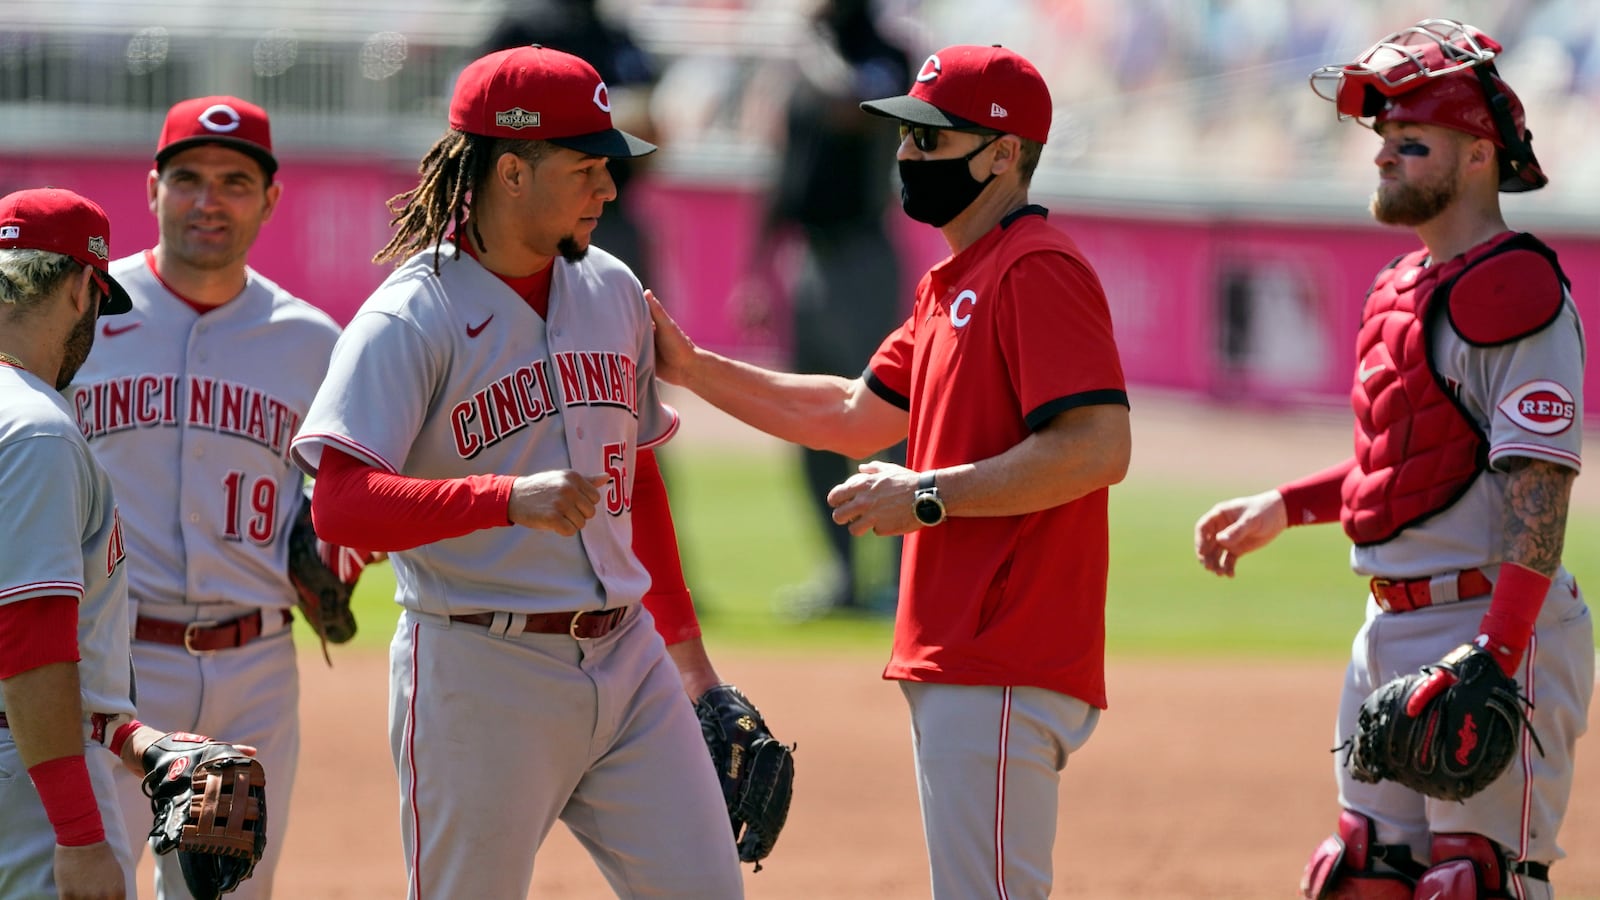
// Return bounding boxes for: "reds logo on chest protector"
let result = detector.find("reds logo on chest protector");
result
[1343,232,1568,544]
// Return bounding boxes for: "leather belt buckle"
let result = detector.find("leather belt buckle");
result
[1369,577,1401,613]
[183,620,223,656]
[569,608,623,640]
[569,610,591,640]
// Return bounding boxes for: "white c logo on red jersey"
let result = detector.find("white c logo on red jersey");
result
[1498,379,1576,435]
[950,290,977,328]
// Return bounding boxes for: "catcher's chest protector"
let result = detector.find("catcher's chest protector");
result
[1342,246,1492,545]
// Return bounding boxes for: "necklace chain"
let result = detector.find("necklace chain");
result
[0,351,25,370]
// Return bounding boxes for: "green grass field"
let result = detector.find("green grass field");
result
[346,450,1600,660]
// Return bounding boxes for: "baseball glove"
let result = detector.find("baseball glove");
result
[694,684,796,870]
[142,732,268,900]
[287,496,360,661]
[1344,643,1542,801]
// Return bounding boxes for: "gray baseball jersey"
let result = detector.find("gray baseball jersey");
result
[0,364,132,718]
[1353,289,1584,577]
[291,243,677,615]
[68,253,338,900]
[69,253,340,611]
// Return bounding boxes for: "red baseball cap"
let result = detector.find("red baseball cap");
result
[156,96,277,176]
[0,187,133,315]
[448,44,656,158]
[861,44,1052,144]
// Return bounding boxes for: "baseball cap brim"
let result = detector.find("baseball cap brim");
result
[92,269,133,316]
[860,95,984,130]
[156,137,279,176]
[547,128,657,159]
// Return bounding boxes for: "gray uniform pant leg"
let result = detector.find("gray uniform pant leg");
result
[115,629,300,900]
[1337,575,1592,900]
[0,730,136,899]
[901,681,1100,900]
[390,609,742,900]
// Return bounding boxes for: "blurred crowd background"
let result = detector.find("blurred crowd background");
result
[4,0,1599,218]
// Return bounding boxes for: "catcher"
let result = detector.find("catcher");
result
[1195,20,1591,900]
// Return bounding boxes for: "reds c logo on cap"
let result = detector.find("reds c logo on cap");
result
[916,55,941,83]
[197,103,243,134]
[593,82,611,113]
[86,235,109,261]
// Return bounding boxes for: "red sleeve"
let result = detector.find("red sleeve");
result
[312,447,518,553]
[631,450,701,645]
[0,596,80,679]
[1276,458,1356,527]
[995,250,1127,423]
[865,277,923,408]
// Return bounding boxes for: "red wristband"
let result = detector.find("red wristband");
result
[28,755,106,847]
[108,718,143,758]
[1478,562,1552,675]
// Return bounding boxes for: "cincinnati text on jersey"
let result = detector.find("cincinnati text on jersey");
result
[73,374,303,463]
[451,350,638,460]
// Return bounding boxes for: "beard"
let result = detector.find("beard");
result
[557,235,588,263]
[56,304,98,390]
[1370,168,1460,226]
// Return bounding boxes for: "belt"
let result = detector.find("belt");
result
[135,609,293,655]
[449,607,629,640]
[1370,568,1493,613]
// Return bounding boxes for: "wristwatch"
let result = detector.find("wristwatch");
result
[912,472,946,527]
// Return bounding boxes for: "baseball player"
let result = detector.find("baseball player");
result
[0,186,264,899]
[646,44,1131,899]
[1193,20,1591,900]
[65,96,348,899]
[289,45,743,898]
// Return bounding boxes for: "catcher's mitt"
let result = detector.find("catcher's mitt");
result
[1344,643,1542,801]
[694,684,796,870]
[287,496,359,659]
[142,732,268,900]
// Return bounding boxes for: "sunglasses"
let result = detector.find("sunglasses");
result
[898,124,1003,153]
[898,124,944,152]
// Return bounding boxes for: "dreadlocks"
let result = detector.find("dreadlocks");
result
[374,131,552,272]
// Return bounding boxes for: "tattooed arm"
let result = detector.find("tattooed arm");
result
[1498,456,1576,576]
[1476,456,1578,673]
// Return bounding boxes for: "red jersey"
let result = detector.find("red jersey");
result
[865,206,1127,708]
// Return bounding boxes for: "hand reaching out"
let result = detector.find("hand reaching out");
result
[1193,490,1288,577]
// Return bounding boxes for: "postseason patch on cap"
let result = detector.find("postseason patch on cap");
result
[87,235,109,260]
[496,107,540,130]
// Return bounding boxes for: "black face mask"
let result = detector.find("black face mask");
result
[898,135,1000,226]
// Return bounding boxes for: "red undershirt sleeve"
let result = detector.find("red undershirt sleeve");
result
[0,596,80,680]
[631,450,701,645]
[1277,457,1356,527]
[311,447,517,553]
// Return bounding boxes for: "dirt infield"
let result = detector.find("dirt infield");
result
[134,650,1600,899]
[131,393,1599,898]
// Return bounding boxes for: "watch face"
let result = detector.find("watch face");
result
[914,493,943,526]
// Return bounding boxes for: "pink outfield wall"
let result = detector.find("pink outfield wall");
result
[5,153,1595,417]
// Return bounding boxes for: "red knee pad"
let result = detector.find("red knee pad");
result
[1415,833,1544,899]
[1300,810,1415,900]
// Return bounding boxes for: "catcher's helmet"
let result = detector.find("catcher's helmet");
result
[1310,19,1546,192]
